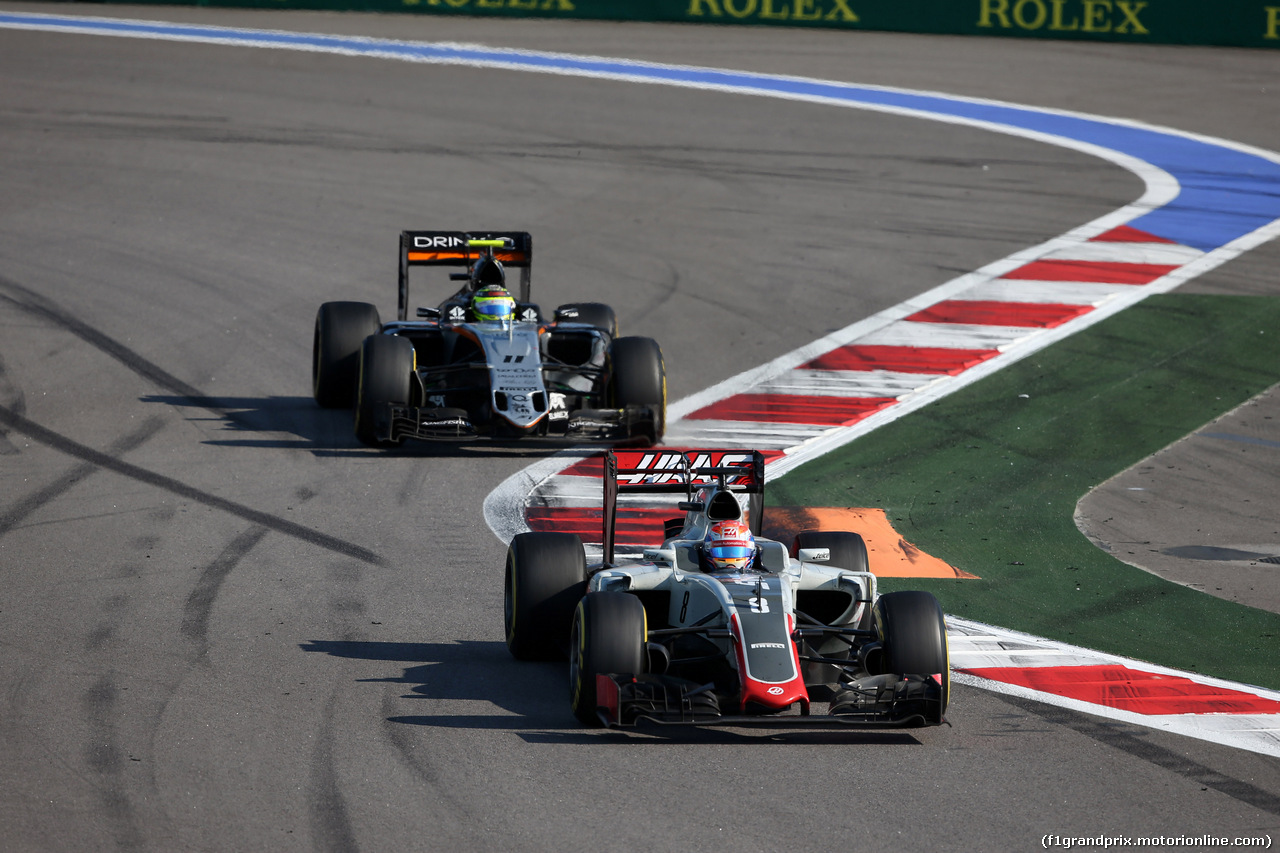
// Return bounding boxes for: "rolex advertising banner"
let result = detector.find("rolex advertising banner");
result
[122,0,1280,49]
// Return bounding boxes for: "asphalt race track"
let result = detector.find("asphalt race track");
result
[1,5,1278,850]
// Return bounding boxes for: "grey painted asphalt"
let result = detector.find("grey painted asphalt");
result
[1078,382,1280,615]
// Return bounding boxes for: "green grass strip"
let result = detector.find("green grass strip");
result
[770,294,1280,690]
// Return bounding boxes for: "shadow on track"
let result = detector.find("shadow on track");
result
[300,638,926,746]
[142,393,603,459]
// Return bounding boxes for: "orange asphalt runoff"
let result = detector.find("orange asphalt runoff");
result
[762,507,978,579]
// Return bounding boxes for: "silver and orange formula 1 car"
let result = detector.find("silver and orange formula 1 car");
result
[504,449,950,728]
[312,231,665,447]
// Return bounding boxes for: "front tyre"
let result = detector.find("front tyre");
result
[353,334,414,447]
[569,592,647,727]
[313,301,381,408]
[875,590,949,724]
[608,336,666,445]
[504,532,587,661]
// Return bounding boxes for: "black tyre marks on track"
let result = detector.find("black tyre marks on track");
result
[0,405,385,566]
[0,414,166,537]
[181,524,271,654]
[0,274,383,564]
[309,691,360,853]
[379,689,487,842]
[0,273,386,846]
[0,275,219,414]
[82,673,145,850]
[0,350,23,455]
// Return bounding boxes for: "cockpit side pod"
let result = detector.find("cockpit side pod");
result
[541,326,609,396]
[637,569,735,689]
[793,567,877,686]
[663,569,734,630]
[795,566,875,627]
[540,325,611,435]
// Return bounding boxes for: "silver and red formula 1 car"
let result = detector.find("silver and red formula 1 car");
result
[312,230,665,447]
[504,449,950,728]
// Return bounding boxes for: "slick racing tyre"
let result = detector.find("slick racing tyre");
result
[792,530,870,574]
[353,334,414,447]
[570,592,647,727]
[504,532,588,661]
[608,336,667,446]
[874,590,949,724]
[313,301,381,408]
[554,302,618,338]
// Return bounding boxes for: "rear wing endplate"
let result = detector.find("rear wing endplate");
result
[398,230,533,320]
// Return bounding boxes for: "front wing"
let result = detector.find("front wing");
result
[372,402,660,442]
[594,672,946,729]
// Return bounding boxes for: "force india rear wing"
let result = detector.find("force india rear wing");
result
[602,449,766,566]
[398,230,533,321]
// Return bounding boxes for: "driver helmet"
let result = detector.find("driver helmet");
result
[703,520,756,573]
[471,284,516,323]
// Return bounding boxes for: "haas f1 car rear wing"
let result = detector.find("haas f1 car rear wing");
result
[398,230,533,321]
[602,449,766,565]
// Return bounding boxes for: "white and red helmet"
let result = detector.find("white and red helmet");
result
[703,520,756,573]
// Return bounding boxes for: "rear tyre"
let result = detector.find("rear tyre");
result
[554,302,618,338]
[313,301,381,408]
[875,590,949,724]
[569,592,647,727]
[504,532,587,661]
[792,530,869,574]
[353,334,414,447]
[608,336,666,445]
